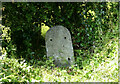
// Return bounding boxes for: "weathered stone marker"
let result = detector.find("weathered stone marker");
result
[45,25,74,67]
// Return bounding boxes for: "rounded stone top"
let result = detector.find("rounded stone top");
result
[46,25,69,34]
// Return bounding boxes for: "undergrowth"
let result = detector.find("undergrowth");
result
[0,38,118,82]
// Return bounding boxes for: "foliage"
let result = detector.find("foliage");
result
[41,23,50,38]
[2,2,118,61]
[0,38,118,82]
[1,2,119,82]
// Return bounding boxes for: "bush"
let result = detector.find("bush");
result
[2,2,118,68]
[0,37,118,82]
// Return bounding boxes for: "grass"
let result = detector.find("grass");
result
[0,38,118,82]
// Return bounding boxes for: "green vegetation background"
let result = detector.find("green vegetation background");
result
[0,2,118,82]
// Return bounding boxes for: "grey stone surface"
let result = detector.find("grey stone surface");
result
[45,25,74,67]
